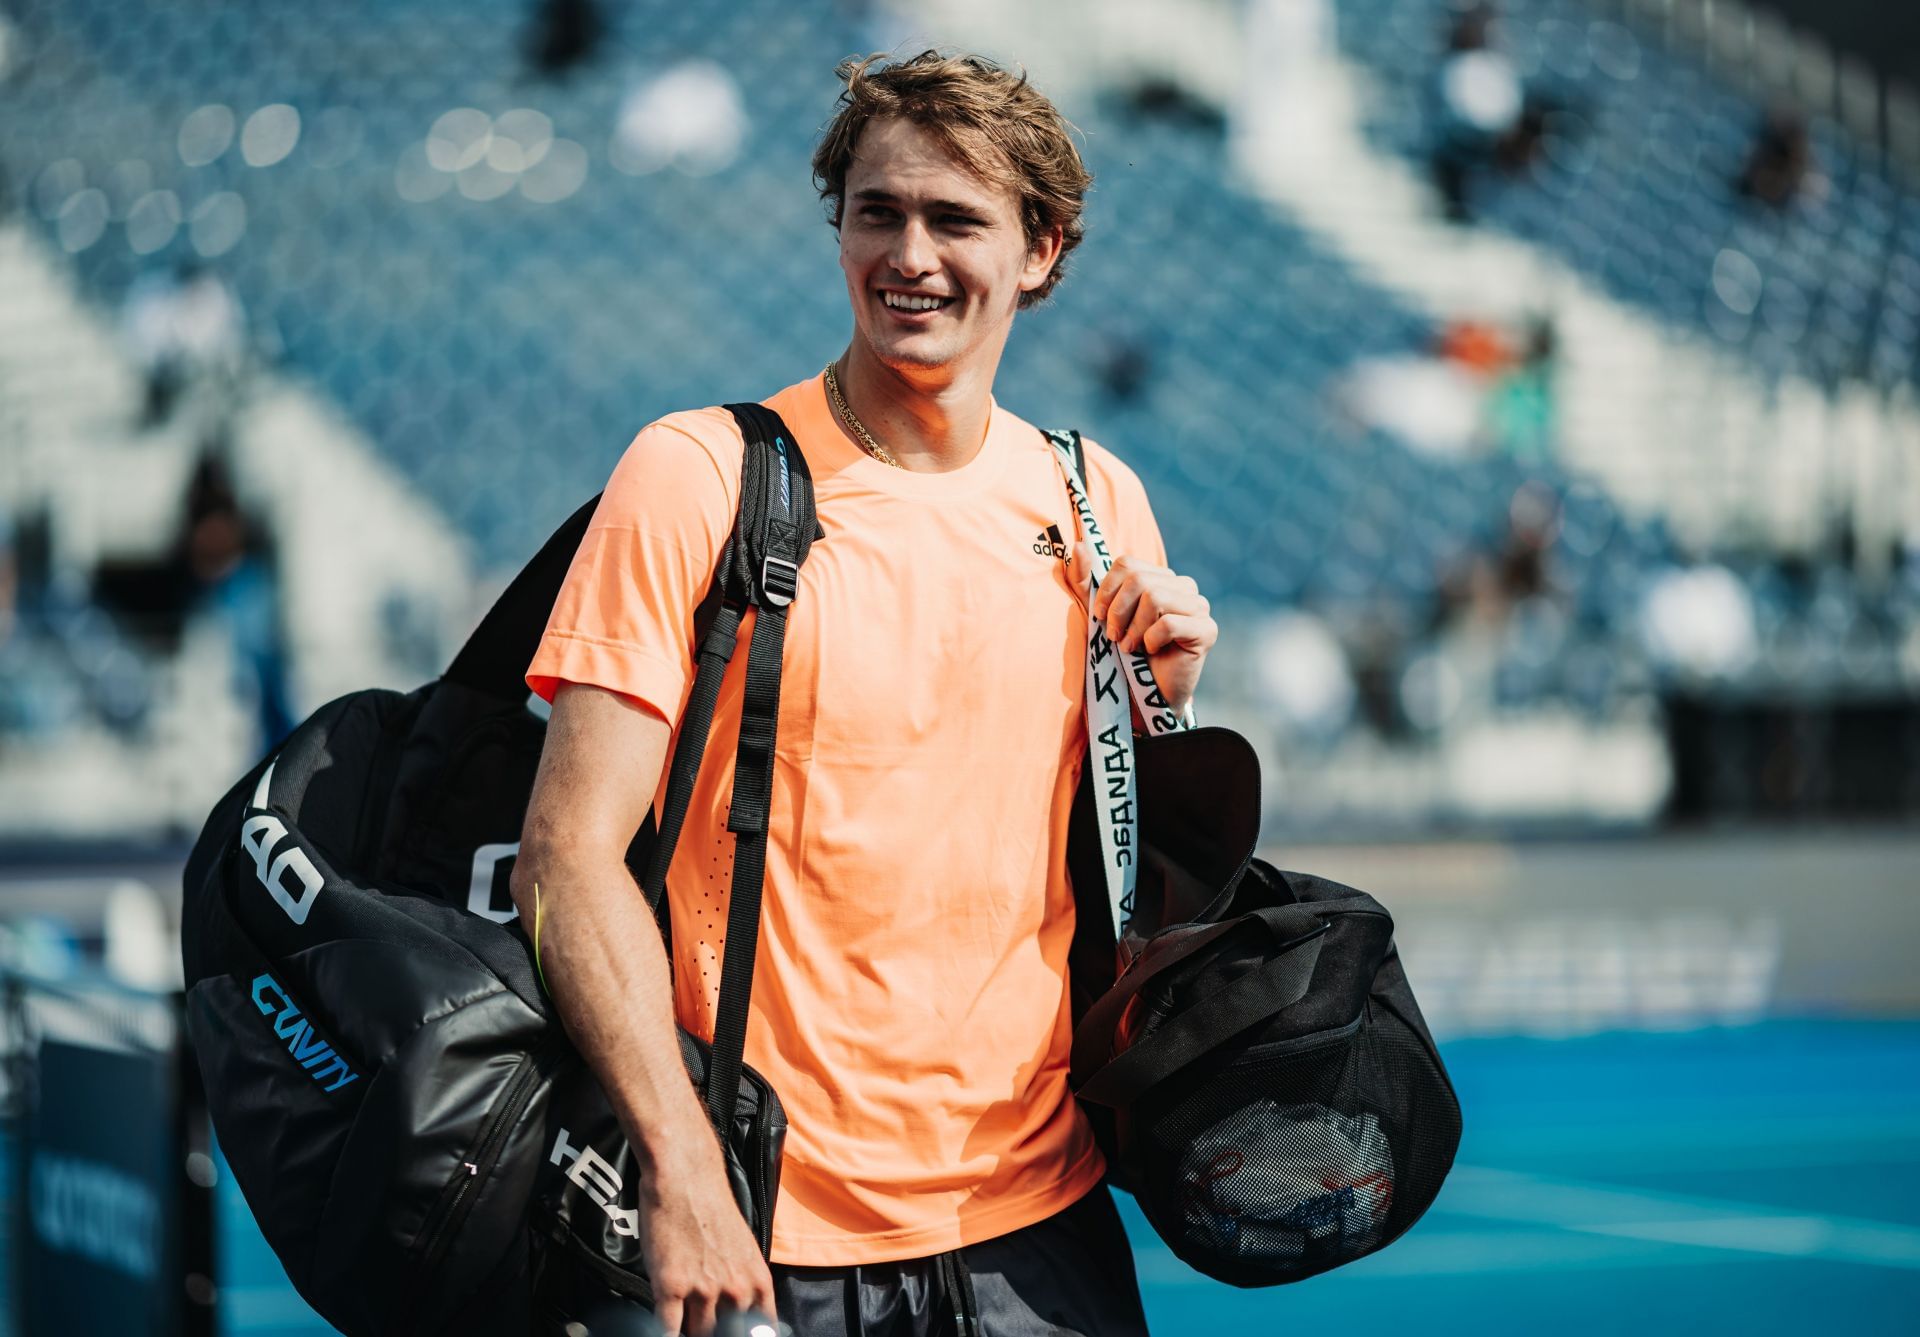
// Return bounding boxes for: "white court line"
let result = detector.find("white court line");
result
[1439,1166,1920,1270]
[1582,1216,1920,1269]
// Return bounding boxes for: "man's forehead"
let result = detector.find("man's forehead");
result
[847,119,1012,212]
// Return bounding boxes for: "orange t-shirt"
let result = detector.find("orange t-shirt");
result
[526,373,1166,1265]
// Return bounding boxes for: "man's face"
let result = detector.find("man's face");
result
[838,117,1060,375]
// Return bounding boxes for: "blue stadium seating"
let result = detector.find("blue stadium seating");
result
[1335,0,1920,394]
[0,0,1713,722]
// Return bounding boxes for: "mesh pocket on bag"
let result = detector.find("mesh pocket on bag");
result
[1136,1007,1455,1285]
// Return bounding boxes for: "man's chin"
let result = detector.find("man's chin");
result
[864,330,956,372]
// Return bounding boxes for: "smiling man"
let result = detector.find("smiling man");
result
[514,51,1217,1337]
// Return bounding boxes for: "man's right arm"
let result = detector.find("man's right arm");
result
[509,681,774,1337]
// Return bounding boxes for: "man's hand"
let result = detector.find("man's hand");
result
[639,1123,776,1337]
[1087,552,1218,713]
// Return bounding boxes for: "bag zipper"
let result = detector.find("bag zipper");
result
[414,1034,556,1277]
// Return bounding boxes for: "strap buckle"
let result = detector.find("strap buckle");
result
[759,556,799,607]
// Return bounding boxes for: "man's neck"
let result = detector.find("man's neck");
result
[834,343,999,474]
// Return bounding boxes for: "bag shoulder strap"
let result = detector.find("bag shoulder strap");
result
[444,495,601,701]
[1061,427,1090,491]
[1042,427,1193,946]
[440,402,817,1131]
[697,402,815,1129]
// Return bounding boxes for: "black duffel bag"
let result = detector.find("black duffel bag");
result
[180,404,813,1335]
[1043,429,1461,1288]
[1066,726,1463,1286]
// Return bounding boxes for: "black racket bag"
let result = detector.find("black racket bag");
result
[179,404,812,1334]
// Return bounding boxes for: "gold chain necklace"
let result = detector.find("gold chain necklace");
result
[823,363,902,469]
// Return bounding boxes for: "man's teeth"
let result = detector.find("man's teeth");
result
[883,292,951,312]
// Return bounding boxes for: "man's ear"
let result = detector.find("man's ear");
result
[1020,224,1066,294]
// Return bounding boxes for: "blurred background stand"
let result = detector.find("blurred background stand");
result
[0,0,1916,1329]
[0,947,214,1337]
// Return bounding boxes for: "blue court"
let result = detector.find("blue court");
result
[1129,1019,1920,1333]
[214,1018,1920,1335]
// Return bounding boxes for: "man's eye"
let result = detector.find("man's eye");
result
[944,216,982,229]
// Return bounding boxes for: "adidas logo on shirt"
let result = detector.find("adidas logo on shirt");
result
[1032,524,1068,561]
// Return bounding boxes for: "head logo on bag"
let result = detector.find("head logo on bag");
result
[548,1128,639,1238]
[239,764,323,927]
[468,843,521,924]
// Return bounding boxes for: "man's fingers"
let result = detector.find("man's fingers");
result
[1114,577,1209,653]
[1143,612,1217,656]
[753,1274,779,1325]
[661,1275,776,1336]
[1102,576,1146,647]
[681,1292,716,1337]
[1092,554,1161,620]
[717,1280,776,1321]
[748,1283,779,1329]
[1120,587,1162,653]
[1094,559,1204,652]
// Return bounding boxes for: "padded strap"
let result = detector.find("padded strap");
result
[1070,905,1327,1099]
[704,402,816,1132]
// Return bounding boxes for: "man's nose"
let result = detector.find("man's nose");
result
[890,217,937,278]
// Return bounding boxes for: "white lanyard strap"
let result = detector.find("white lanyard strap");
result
[1044,430,1194,936]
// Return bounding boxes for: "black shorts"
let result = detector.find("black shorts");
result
[771,1184,1150,1337]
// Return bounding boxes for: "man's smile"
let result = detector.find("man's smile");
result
[878,288,958,315]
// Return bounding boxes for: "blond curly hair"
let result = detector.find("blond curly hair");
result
[812,50,1092,308]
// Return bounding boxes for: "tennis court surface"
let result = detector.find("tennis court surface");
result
[214,1017,1920,1335]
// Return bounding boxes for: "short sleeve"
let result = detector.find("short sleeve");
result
[526,417,743,721]
[1083,437,1168,568]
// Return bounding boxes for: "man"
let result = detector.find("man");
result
[514,51,1217,1337]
